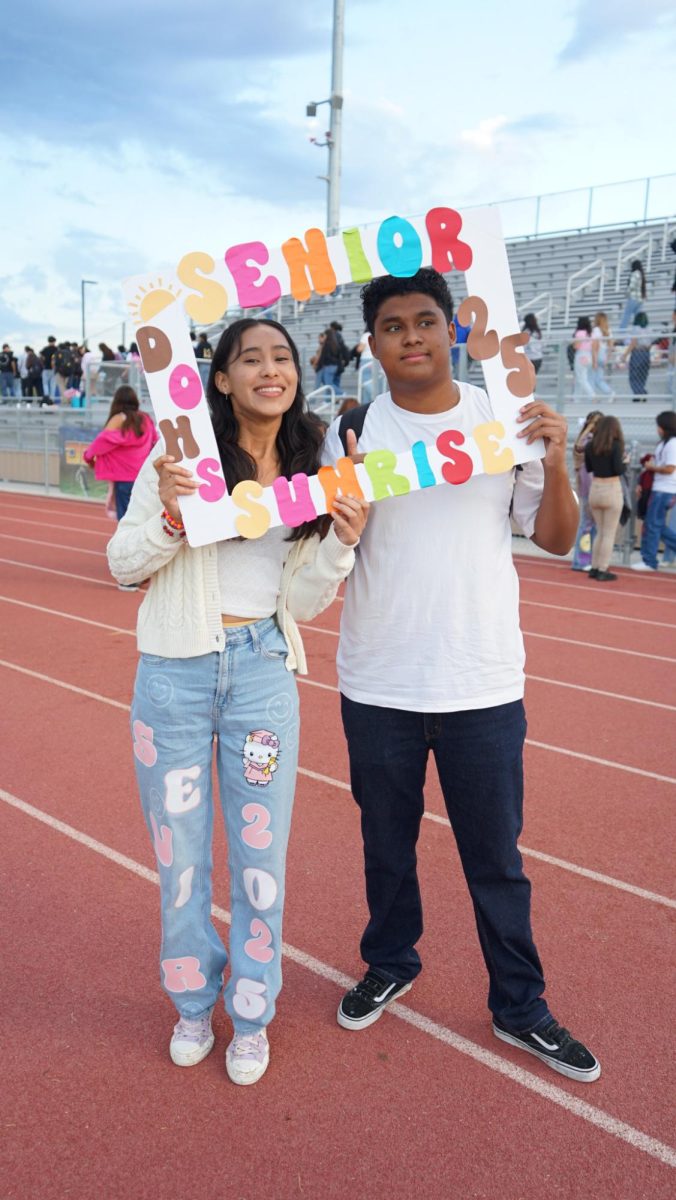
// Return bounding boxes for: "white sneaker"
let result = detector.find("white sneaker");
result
[226,1030,270,1086]
[630,561,658,572]
[170,1008,215,1067]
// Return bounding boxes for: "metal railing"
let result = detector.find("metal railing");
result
[615,230,654,290]
[565,260,607,323]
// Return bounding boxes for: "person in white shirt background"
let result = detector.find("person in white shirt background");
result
[108,317,367,1086]
[323,267,601,1083]
[631,410,676,570]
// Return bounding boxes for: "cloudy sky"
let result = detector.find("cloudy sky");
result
[2,0,674,347]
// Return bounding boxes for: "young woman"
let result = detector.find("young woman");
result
[107,318,367,1086]
[590,312,613,398]
[571,410,603,571]
[522,312,543,375]
[85,385,158,520]
[584,415,626,581]
[619,259,647,331]
[631,411,676,571]
[572,317,594,400]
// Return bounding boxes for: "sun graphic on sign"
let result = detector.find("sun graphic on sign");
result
[127,277,183,324]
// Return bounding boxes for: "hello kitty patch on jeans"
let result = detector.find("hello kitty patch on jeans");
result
[242,730,280,787]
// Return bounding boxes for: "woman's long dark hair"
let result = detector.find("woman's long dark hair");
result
[523,312,541,336]
[629,260,647,299]
[591,414,624,458]
[207,318,328,542]
[656,411,676,442]
[107,385,144,436]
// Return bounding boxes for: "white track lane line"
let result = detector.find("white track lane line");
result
[1,515,110,537]
[521,599,673,629]
[518,574,676,605]
[513,554,676,583]
[1,785,674,1169]
[2,595,674,714]
[1,659,674,908]
[0,558,119,588]
[0,499,108,523]
[523,630,676,664]
[0,533,106,556]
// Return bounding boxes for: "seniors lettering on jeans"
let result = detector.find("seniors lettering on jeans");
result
[123,205,544,548]
[108,318,367,1086]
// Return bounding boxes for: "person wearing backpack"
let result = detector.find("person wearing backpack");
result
[322,267,600,1085]
[54,341,75,402]
[24,348,44,400]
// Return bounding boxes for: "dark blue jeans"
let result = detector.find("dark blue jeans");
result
[114,480,134,520]
[340,696,550,1032]
[641,490,676,568]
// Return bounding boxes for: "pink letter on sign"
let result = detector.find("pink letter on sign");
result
[272,473,317,528]
[196,457,227,502]
[161,956,206,992]
[225,242,282,309]
[168,363,202,410]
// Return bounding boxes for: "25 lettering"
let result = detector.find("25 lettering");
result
[457,297,535,399]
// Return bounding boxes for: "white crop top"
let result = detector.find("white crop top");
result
[217,524,292,616]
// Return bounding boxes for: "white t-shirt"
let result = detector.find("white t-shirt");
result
[322,386,545,712]
[652,438,676,495]
[358,331,373,363]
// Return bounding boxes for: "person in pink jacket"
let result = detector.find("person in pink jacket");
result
[84,385,158,520]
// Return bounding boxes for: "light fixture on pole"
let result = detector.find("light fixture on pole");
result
[81,279,98,345]
[306,0,344,236]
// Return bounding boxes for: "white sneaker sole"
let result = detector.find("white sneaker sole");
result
[337,981,413,1030]
[170,1032,215,1067]
[226,1047,270,1086]
[492,1024,601,1083]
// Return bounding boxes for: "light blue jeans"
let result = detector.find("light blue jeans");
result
[589,366,613,396]
[131,617,299,1033]
[619,297,642,332]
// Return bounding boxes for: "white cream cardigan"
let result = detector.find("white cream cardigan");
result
[107,454,355,674]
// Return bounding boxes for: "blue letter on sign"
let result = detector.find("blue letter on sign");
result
[377,217,423,278]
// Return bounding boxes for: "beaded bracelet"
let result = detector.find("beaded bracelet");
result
[161,508,185,532]
[162,522,186,539]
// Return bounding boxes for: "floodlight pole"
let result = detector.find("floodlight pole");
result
[326,0,345,237]
[81,278,97,345]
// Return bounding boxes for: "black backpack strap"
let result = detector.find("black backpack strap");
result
[337,402,371,455]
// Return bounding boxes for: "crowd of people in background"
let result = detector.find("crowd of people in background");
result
[0,329,216,407]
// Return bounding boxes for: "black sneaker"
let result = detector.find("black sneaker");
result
[337,969,413,1030]
[595,570,618,582]
[493,1017,601,1083]
[588,568,599,579]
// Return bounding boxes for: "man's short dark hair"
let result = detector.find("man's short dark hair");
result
[361,267,454,333]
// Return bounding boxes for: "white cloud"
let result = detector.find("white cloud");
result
[459,116,509,152]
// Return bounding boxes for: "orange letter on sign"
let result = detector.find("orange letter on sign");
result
[281,229,337,301]
[317,458,365,513]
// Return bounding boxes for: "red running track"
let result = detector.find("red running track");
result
[1,491,675,1199]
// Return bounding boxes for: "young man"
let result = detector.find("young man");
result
[322,268,601,1083]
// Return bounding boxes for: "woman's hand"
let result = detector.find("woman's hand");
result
[331,494,369,546]
[153,454,200,522]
